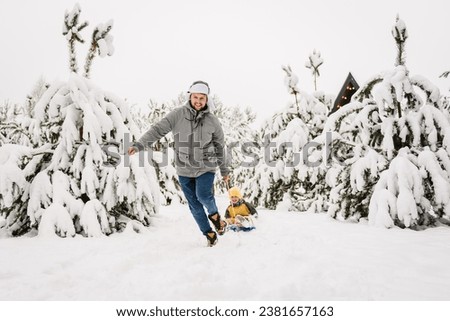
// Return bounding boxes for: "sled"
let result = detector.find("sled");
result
[227,215,255,232]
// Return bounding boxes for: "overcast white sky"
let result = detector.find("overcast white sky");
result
[1,0,450,124]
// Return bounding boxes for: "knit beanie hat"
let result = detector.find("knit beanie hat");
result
[188,81,210,96]
[188,80,215,110]
[228,186,243,199]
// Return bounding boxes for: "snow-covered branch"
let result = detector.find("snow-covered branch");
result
[62,3,88,73]
[84,20,114,78]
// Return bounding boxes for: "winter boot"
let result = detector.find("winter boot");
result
[208,213,227,235]
[206,231,218,247]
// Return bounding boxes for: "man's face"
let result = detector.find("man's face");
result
[190,93,207,110]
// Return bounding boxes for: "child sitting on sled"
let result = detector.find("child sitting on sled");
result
[225,186,258,231]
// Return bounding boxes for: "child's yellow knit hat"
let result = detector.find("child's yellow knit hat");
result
[228,186,242,199]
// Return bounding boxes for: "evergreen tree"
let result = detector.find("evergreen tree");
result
[281,65,300,108]
[270,93,329,211]
[243,65,329,210]
[0,5,159,237]
[0,101,21,145]
[131,99,185,205]
[0,144,51,235]
[392,15,407,67]
[305,49,324,91]
[326,16,450,228]
[62,3,114,78]
[62,4,88,73]
[211,96,257,194]
[25,77,50,119]
[26,74,159,237]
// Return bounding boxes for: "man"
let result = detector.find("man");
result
[128,81,229,247]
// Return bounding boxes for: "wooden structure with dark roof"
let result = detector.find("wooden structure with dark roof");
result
[329,72,359,114]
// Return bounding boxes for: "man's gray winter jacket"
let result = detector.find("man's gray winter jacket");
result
[133,102,229,178]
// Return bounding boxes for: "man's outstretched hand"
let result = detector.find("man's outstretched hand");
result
[128,147,137,156]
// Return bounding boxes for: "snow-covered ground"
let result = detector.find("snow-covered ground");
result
[1,195,449,301]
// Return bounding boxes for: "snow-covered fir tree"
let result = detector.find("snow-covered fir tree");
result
[240,66,298,209]
[25,77,50,118]
[3,78,51,147]
[62,3,114,78]
[305,49,323,91]
[131,98,185,205]
[0,144,53,235]
[326,16,450,229]
[1,101,21,145]
[27,74,160,237]
[210,96,257,194]
[242,65,330,210]
[0,81,53,235]
[0,4,159,237]
[62,3,88,74]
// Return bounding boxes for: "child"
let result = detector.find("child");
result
[225,186,258,231]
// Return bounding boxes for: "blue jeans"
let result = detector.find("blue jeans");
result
[178,172,218,235]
